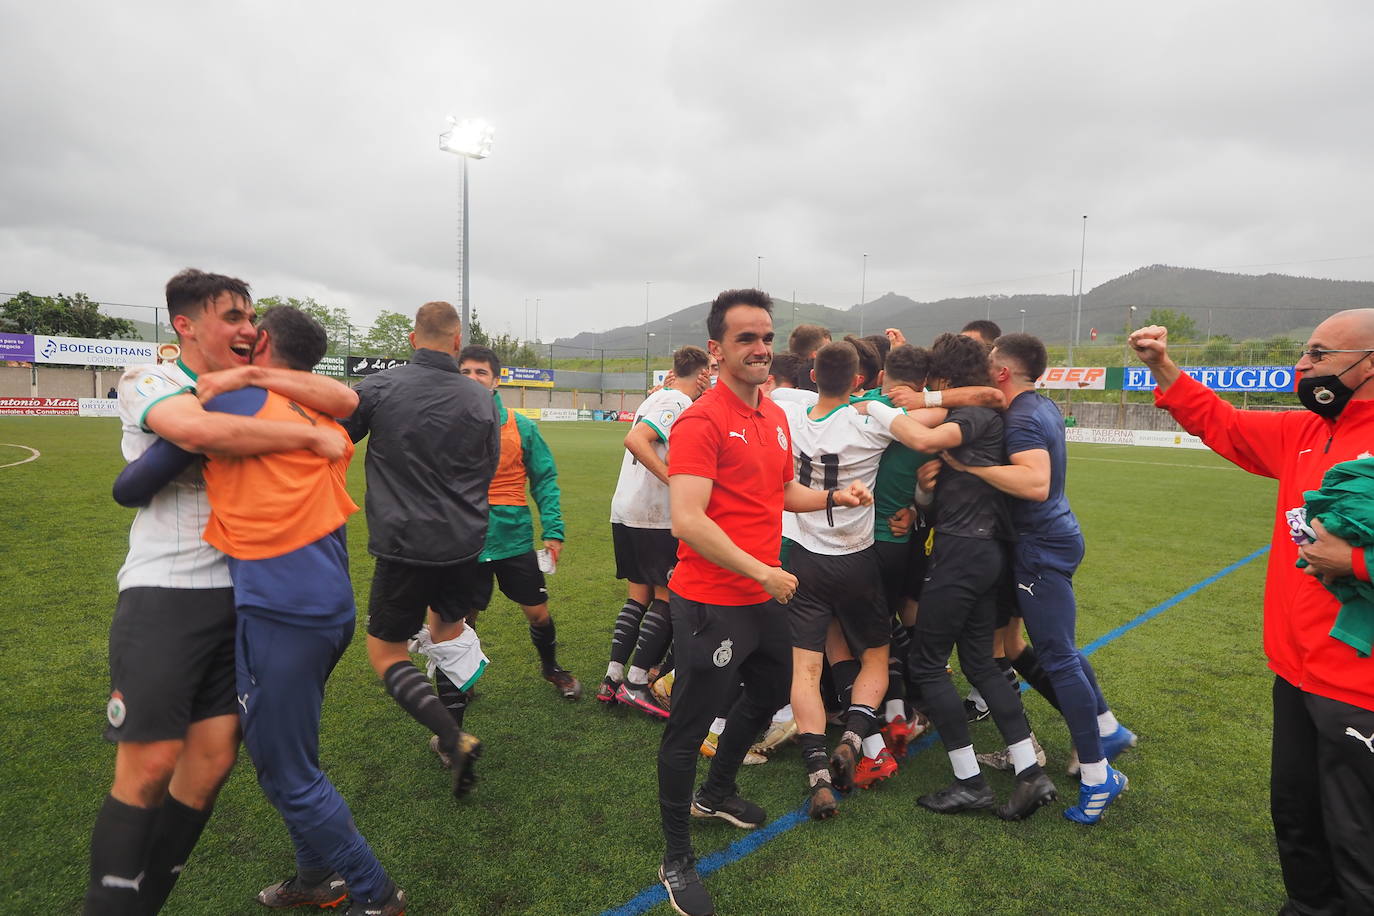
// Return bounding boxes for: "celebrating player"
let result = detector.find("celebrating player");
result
[457,344,581,701]
[600,345,712,714]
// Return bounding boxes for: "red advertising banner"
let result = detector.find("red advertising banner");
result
[617,410,635,422]
[0,397,79,415]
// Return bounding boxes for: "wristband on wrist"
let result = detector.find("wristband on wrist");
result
[923,389,942,408]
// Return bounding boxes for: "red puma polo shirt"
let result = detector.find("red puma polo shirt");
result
[668,381,794,605]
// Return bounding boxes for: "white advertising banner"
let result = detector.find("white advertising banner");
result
[1066,427,1208,450]
[78,398,120,417]
[540,408,578,422]
[33,335,158,367]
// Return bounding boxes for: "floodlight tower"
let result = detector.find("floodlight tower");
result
[439,116,495,339]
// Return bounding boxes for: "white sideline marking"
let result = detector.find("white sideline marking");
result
[1073,455,1240,472]
[0,444,41,469]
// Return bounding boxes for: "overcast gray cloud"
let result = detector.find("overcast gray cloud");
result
[3,0,1372,343]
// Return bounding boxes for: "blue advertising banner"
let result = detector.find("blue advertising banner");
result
[500,366,554,388]
[1123,365,1295,392]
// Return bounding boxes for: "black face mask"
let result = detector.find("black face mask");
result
[1296,353,1374,419]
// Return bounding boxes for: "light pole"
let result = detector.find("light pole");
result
[859,253,868,336]
[1073,215,1088,356]
[757,255,763,288]
[644,282,652,389]
[523,298,529,343]
[438,116,494,339]
[1020,308,1027,332]
[535,297,541,344]
[667,317,673,353]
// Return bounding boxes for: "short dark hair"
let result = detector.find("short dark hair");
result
[165,269,252,322]
[416,301,460,341]
[992,333,1047,381]
[257,305,327,372]
[707,288,773,342]
[788,323,831,357]
[458,344,501,377]
[960,319,1001,345]
[813,341,859,398]
[844,335,881,391]
[885,344,931,388]
[931,332,992,388]
[793,357,818,392]
[863,333,891,364]
[769,352,802,388]
[673,345,710,378]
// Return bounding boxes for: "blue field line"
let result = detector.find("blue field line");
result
[600,544,1270,916]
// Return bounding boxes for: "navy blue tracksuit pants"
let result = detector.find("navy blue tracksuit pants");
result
[236,613,387,900]
[1011,533,1109,765]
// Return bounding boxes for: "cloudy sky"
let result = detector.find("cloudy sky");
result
[3,1,1371,345]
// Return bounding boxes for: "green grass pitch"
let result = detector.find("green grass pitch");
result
[0,418,1283,914]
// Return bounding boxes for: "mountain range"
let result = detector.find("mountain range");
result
[553,265,1374,357]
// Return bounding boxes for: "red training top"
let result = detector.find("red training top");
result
[668,382,794,605]
[1157,372,1374,712]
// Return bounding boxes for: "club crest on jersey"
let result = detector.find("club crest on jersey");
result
[107,691,126,728]
[712,638,734,668]
[135,374,162,398]
[776,426,787,450]
[659,410,676,426]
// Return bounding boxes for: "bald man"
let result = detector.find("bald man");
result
[342,301,500,801]
[1132,311,1374,914]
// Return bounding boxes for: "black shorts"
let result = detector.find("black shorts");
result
[611,523,678,586]
[367,557,492,643]
[786,543,889,653]
[909,525,933,601]
[994,562,1020,629]
[480,551,549,608]
[874,538,925,614]
[105,587,237,743]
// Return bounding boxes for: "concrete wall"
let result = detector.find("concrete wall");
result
[0,366,121,398]
[498,386,645,413]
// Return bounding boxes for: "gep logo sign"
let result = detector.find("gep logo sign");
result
[1035,367,1107,390]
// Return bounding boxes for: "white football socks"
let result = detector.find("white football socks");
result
[1008,737,1039,775]
[709,717,727,736]
[626,665,649,686]
[861,733,887,758]
[884,698,905,722]
[1079,759,1109,786]
[1097,710,1120,737]
[949,745,980,780]
[772,704,794,724]
[606,661,625,682]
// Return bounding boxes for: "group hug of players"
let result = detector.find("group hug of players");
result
[592,298,1140,914]
[85,273,1135,916]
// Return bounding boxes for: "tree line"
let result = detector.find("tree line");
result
[0,292,544,369]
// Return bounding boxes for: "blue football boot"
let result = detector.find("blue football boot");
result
[1063,764,1128,825]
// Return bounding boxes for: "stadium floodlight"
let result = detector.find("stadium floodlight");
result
[439,116,495,339]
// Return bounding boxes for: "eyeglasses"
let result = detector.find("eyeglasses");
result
[1302,347,1374,364]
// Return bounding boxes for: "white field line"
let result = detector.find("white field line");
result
[0,444,41,469]
[1072,454,1240,472]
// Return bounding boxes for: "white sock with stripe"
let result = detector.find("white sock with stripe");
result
[1079,759,1109,786]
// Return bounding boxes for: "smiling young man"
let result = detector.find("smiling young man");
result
[656,289,871,916]
[111,305,405,915]
[87,270,353,915]
[456,344,581,701]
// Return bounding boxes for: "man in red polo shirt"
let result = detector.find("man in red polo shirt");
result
[656,288,870,916]
[1131,315,1374,914]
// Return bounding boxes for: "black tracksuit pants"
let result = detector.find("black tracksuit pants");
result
[658,595,792,860]
[1271,676,1374,914]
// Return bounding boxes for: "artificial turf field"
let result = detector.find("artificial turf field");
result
[0,416,1286,914]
